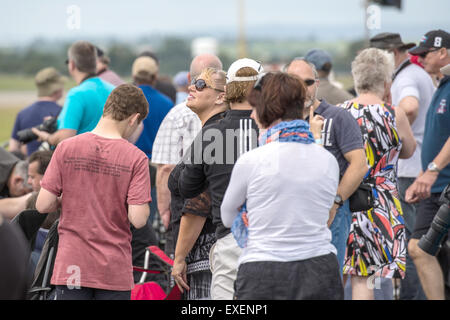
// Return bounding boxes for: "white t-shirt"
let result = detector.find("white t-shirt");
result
[391,61,436,178]
[221,141,339,265]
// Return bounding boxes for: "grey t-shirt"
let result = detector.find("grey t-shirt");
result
[307,100,364,178]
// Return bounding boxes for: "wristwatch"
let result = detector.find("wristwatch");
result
[427,162,441,173]
[334,194,344,207]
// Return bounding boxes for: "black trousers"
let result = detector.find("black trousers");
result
[234,253,344,300]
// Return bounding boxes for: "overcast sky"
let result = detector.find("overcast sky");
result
[1,0,449,45]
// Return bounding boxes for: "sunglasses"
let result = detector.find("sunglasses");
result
[191,79,224,92]
[304,79,317,87]
[253,72,268,91]
[418,48,440,58]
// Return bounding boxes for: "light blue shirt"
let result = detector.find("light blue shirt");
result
[57,77,114,134]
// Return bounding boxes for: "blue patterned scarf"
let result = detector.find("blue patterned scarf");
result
[231,120,315,248]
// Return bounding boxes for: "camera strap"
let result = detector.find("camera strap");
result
[80,73,97,84]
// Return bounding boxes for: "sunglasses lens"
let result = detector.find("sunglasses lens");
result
[305,79,315,86]
[195,79,207,91]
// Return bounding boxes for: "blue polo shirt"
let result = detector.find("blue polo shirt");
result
[11,101,62,155]
[135,85,174,159]
[307,100,364,177]
[57,77,114,134]
[421,76,450,193]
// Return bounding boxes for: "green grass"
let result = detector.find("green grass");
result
[0,74,77,91]
[0,74,39,91]
[0,106,22,147]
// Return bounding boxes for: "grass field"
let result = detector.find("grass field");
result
[0,74,77,92]
[0,106,22,147]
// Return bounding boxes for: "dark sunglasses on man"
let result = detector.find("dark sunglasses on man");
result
[303,79,317,87]
[191,78,224,92]
[418,48,441,58]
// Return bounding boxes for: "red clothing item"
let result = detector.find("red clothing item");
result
[409,54,424,68]
[41,133,151,291]
[98,69,125,87]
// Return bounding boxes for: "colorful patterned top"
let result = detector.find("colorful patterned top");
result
[341,102,406,279]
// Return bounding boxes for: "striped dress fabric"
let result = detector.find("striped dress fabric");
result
[341,102,406,279]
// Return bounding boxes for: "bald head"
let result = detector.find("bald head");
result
[190,54,223,80]
[286,58,318,80]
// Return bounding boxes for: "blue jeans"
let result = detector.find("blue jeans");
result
[330,200,352,274]
[397,177,427,300]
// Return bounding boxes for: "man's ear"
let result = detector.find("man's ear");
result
[129,113,141,126]
[69,60,76,73]
[10,176,25,197]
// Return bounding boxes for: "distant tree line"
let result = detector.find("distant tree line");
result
[0,37,365,78]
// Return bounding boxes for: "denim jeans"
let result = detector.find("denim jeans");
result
[397,177,427,300]
[330,200,352,274]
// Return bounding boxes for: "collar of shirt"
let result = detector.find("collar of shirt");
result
[224,109,252,120]
[204,111,227,127]
[438,75,450,88]
[305,99,331,122]
[395,58,411,74]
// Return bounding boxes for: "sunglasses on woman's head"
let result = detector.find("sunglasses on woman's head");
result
[191,79,224,92]
[253,72,268,91]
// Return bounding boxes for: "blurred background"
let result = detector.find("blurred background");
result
[0,0,449,145]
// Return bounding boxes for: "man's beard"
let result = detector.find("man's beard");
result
[305,88,317,109]
[305,97,314,109]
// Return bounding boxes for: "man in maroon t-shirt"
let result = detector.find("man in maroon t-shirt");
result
[36,84,151,300]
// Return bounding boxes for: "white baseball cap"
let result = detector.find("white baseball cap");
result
[226,58,263,84]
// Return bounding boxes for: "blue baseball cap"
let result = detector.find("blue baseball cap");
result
[173,71,189,87]
[305,49,333,71]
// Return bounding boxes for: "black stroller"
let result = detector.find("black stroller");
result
[11,209,59,300]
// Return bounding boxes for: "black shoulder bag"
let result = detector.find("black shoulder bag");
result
[349,183,374,212]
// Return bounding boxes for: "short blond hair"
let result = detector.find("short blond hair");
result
[199,67,227,92]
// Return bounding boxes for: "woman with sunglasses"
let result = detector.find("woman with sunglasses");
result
[220,72,344,300]
[168,67,227,300]
[174,59,262,300]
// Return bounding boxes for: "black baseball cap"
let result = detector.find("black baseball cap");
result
[409,29,450,56]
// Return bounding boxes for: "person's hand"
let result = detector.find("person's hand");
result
[328,203,340,227]
[160,209,170,230]
[309,107,324,140]
[405,171,439,203]
[172,258,189,293]
[31,128,50,142]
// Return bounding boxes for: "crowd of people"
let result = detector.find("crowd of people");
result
[0,28,449,301]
